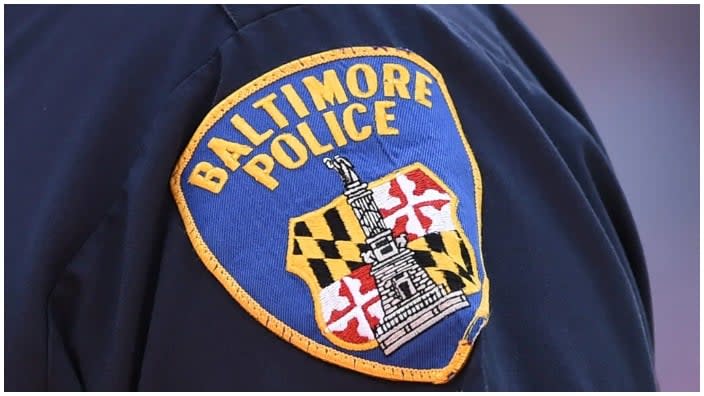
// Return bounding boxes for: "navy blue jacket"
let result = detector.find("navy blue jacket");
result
[5,5,655,391]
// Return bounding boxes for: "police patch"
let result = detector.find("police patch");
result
[171,47,489,383]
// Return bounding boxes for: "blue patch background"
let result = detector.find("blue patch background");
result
[180,54,486,369]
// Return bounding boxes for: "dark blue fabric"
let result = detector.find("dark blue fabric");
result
[5,4,656,391]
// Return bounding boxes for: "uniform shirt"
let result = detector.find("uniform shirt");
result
[5,5,656,391]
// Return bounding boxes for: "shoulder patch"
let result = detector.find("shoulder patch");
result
[170,47,489,384]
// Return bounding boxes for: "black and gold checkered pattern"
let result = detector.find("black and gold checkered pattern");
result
[408,231,479,295]
[289,202,368,289]
[287,196,478,294]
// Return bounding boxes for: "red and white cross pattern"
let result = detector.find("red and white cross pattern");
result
[372,168,454,241]
[319,266,384,344]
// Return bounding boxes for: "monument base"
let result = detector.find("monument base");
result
[375,290,470,355]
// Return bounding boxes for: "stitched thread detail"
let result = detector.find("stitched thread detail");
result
[170,46,489,384]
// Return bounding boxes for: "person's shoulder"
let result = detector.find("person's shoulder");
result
[5,5,236,82]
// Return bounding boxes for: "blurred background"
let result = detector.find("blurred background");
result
[511,5,699,391]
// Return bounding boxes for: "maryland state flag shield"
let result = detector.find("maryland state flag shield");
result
[171,47,489,383]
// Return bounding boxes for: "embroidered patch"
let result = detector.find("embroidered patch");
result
[171,47,489,384]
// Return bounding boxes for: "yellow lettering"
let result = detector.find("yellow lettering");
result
[231,114,273,146]
[343,103,372,142]
[414,71,433,108]
[188,161,228,194]
[322,111,348,147]
[346,63,378,99]
[302,70,349,111]
[243,154,279,191]
[374,101,399,136]
[383,63,411,99]
[280,84,310,118]
[252,93,289,128]
[207,137,252,171]
[296,122,333,156]
[270,133,309,169]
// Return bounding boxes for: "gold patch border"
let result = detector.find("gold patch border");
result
[170,46,490,384]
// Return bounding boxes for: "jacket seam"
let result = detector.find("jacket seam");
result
[44,31,233,391]
[217,5,302,32]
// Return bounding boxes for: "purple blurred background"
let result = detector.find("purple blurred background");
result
[511,5,699,391]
